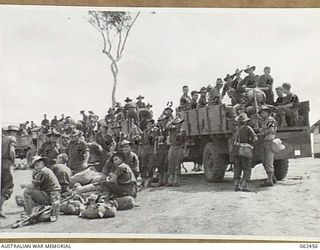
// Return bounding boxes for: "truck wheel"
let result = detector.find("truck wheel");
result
[203,142,227,183]
[274,159,289,180]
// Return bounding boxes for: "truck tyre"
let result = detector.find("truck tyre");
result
[274,159,289,180]
[203,142,227,183]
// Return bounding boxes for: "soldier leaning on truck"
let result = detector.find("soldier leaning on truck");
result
[1,125,19,218]
[259,105,278,187]
[166,117,186,187]
[232,113,258,192]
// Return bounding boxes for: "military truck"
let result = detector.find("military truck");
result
[180,101,312,182]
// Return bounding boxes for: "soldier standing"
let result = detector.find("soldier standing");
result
[138,104,153,131]
[208,78,224,105]
[41,114,50,134]
[190,91,199,110]
[180,85,192,111]
[140,119,157,187]
[67,130,89,174]
[156,114,172,186]
[232,113,258,192]
[136,95,146,109]
[221,75,235,102]
[259,106,277,187]
[197,87,208,108]
[124,97,139,126]
[258,66,274,105]
[1,125,19,218]
[38,129,61,167]
[239,65,259,90]
[231,68,244,105]
[166,117,186,187]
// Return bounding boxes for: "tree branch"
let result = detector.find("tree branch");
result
[119,11,140,59]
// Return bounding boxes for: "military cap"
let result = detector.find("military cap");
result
[136,95,145,100]
[172,117,184,125]
[6,125,19,132]
[235,113,250,123]
[30,156,48,167]
[244,65,256,73]
[200,87,207,93]
[124,97,132,103]
[146,103,153,108]
[224,74,234,82]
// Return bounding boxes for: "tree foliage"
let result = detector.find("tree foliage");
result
[88,11,140,107]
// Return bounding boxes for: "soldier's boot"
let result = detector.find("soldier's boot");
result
[260,172,274,187]
[50,201,60,222]
[241,180,250,192]
[234,179,241,192]
[158,173,164,186]
[24,196,36,216]
[163,172,168,186]
[166,175,173,187]
[0,195,7,218]
[173,175,180,187]
[272,173,277,184]
[144,178,151,188]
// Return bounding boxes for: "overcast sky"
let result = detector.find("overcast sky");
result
[1,6,320,127]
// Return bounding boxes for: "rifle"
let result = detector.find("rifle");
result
[11,195,74,229]
[253,89,260,129]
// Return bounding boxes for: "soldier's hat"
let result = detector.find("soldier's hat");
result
[200,87,207,93]
[233,68,243,75]
[124,97,132,103]
[70,129,83,137]
[47,128,61,137]
[224,74,234,82]
[146,119,155,125]
[119,140,133,147]
[30,156,48,167]
[146,103,153,108]
[172,117,184,125]
[5,125,19,132]
[244,65,256,73]
[158,114,167,121]
[164,107,173,113]
[88,111,94,114]
[136,95,145,100]
[235,113,250,123]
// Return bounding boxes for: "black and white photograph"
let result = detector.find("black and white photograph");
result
[0,5,320,240]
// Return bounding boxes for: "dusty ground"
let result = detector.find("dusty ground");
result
[0,158,319,239]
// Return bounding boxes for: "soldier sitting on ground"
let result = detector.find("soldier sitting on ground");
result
[101,152,138,199]
[23,156,61,222]
[51,153,72,195]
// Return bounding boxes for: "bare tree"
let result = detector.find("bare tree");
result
[88,11,140,108]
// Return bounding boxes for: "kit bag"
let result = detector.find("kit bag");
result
[233,126,254,158]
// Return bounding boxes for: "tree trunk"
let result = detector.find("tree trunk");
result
[111,62,118,108]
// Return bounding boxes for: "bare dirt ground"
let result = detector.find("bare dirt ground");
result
[0,157,319,239]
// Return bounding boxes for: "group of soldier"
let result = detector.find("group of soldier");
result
[178,65,300,192]
[0,93,188,221]
[1,65,301,220]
